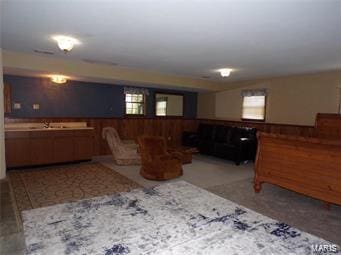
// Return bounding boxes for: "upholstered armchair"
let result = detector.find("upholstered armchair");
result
[102,127,141,165]
[138,136,183,180]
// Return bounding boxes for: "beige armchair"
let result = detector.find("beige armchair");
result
[102,127,141,165]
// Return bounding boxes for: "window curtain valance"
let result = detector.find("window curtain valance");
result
[124,87,150,96]
[156,97,168,102]
[241,88,267,97]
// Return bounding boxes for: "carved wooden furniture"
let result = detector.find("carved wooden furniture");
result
[254,113,341,206]
[5,128,95,168]
[315,113,341,138]
[102,127,141,165]
[138,136,183,181]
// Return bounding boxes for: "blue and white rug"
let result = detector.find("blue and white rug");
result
[22,181,339,255]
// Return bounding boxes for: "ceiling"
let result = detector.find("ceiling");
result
[1,0,341,83]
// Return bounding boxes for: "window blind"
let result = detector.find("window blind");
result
[242,95,266,120]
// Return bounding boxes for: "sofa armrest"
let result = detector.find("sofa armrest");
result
[234,137,257,163]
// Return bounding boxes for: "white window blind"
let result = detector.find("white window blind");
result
[125,93,145,115]
[156,101,167,116]
[242,95,266,120]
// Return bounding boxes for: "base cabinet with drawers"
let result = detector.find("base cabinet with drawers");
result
[5,129,95,168]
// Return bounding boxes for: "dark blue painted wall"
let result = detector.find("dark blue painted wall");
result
[4,75,197,118]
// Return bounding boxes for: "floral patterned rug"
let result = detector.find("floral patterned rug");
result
[8,163,141,220]
[23,181,338,255]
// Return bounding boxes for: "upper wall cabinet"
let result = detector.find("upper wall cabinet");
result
[4,84,12,113]
[155,93,184,117]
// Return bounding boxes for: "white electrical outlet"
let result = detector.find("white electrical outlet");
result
[33,104,40,110]
[13,103,21,109]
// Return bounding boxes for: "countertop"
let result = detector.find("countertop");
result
[5,127,94,132]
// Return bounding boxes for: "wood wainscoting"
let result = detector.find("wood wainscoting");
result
[5,117,316,156]
[198,119,316,137]
[4,118,199,156]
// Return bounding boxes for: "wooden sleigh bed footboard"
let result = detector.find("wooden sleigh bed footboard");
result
[254,132,341,206]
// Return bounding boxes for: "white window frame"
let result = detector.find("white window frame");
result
[125,93,145,115]
[241,94,266,121]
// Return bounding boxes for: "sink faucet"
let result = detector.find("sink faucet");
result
[44,122,50,128]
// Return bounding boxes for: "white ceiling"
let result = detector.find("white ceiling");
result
[1,0,341,82]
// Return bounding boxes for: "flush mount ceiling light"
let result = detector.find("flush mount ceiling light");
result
[219,68,232,78]
[219,68,233,78]
[50,74,68,84]
[52,35,80,53]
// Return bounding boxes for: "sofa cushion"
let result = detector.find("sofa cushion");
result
[213,143,237,158]
[198,124,215,140]
[229,127,241,144]
[198,140,215,155]
[214,125,232,143]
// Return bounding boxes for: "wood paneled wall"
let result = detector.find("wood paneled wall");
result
[5,117,316,156]
[198,119,316,137]
[4,118,198,156]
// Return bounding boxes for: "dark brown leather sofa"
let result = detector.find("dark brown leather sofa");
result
[182,123,257,165]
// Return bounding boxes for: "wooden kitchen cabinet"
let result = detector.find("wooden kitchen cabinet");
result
[5,129,95,168]
[74,130,94,160]
[30,136,54,165]
[29,131,54,165]
[5,132,30,167]
[53,131,75,163]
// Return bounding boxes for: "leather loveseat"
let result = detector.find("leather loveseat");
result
[182,123,257,165]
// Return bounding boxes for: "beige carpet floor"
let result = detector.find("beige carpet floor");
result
[8,163,142,216]
[207,178,341,246]
[2,157,340,254]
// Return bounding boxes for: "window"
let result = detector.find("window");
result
[125,93,145,115]
[156,98,167,116]
[242,89,266,121]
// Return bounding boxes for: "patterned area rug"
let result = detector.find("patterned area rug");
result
[8,163,141,217]
[23,181,338,255]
